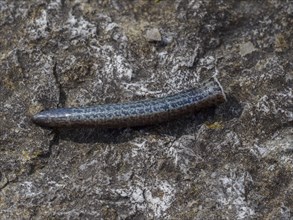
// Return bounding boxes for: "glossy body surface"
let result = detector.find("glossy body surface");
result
[32,77,226,128]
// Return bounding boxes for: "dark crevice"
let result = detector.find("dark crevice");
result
[33,63,63,166]
[216,95,243,120]
[52,62,67,108]
[15,49,25,74]
[49,130,60,153]
[0,172,9,191]
[61,0,66,8]
[0,181,9,191]
[48,130,60,158]
[39,130,60,159]
[26,131,60,176]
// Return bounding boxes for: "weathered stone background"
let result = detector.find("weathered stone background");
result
[0,0,292,219]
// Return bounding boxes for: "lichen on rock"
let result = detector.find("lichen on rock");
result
[0,0,292,219]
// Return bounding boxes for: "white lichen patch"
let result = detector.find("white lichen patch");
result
[48,0,62,10]
[20,181,42,197]
[256,87,293,122]
[0,2,28,25]
[198,56,216,70]
[261,128,293,167]
[79,159,98,171]
[217,170,255,219]
[29,54,60,112]
[167,135,200,174]
[144,181,175,218]
[154,40,203,91]
[122,81,162,97]
[89,44,135,87]
[130,139,147,157]
[250,143,269,158]
[114,180,175,218]
[65,11,97,40]
[27,10,49,40]
[112,54,133,81]
[255,56,285,79]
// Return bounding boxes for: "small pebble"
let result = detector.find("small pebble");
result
[145,28,162,42]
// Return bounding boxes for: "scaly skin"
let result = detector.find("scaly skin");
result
[32,77,226,128]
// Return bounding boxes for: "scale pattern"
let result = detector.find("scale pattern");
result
[32,77,226,128]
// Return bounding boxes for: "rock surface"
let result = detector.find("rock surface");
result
[0,0,292,219]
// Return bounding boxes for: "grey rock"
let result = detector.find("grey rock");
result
[0,0,292,219]
[145,28,162,42]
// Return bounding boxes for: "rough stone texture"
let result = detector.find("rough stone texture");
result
[0,0,292,219]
